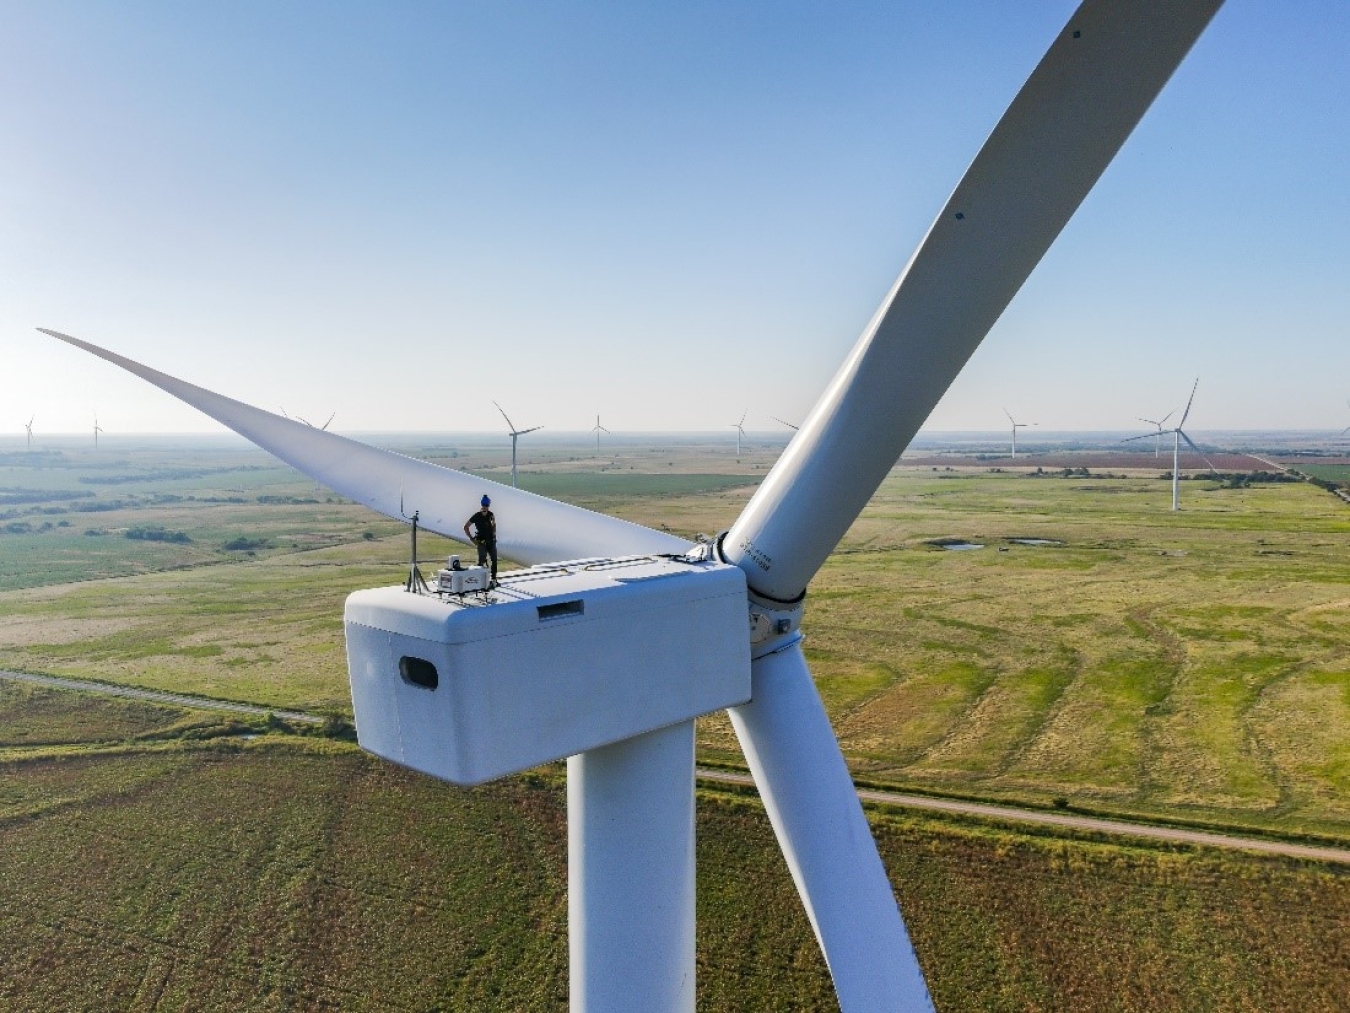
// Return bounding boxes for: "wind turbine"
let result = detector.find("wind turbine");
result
[1126,378,1215,510]
[731,411,747,458]
[36,1,1224,1008]
[1003,408,1036,459]
[494,401,542,488]
[1136,410,1174,458]
[1341,399,1349,437]
[590,414,610,455]
[24,415,34,450]
[302,412,335,431]
[93,414,103,449]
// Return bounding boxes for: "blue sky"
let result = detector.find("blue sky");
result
[3,1,1347,435]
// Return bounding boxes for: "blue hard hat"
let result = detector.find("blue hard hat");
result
[481,495,491,507]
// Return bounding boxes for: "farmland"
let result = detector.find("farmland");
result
[2,439,1346,840]
[1,699,1347,1012]
[1,435,1348,1009]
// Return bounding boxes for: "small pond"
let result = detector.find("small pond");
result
[1008,538,1063,546]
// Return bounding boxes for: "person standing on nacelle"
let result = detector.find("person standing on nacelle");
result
[463,495,497,583]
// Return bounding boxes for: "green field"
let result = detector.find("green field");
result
[1296,463,1350,485]
[1,441,1348,1009]
[3,451,1346,840]
[1,703,1346,1012]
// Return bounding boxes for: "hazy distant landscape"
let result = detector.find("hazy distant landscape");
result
[2,433,1348,1010]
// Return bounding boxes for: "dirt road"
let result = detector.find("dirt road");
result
[5,667,1346,866]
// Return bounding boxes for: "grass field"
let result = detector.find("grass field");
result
[2,447,1348,841]
[2,440,1349,1009]
[1296,463,1350,485]
[1,710,1346,1012]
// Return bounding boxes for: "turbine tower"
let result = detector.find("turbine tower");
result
[24,415,34,450]
[93,414,103,449]
[494,401,542,488]
[1003,408,1036,459]
[37,1,1224,1008]
[1126,378,1215,510]
[591,414,610,455]
[731,411,747,458]
[1136,410,1174,458]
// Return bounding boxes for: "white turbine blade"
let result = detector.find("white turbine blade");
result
[39,329,687,564]
[772,417,800,432]
[493,400,518,433]
[1178,377,1200,428]
[1122,432,1163,443]
[723,0,1223,601]
[1159,410,1175,426]
[1003,407,1015,424]
[321,412,335,431]
[728,641,933,1012]
[1179,430,1217,473]
[518,425,544,436]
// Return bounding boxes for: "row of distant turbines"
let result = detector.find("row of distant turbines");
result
[491,406,792,487]
[22,414,105,450]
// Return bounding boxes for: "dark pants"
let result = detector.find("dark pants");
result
[477,540,498,579]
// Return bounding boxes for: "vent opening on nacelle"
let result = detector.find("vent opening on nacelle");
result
[399,655,439,690]
[537,600,584,621]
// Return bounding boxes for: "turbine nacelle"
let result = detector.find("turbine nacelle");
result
[345,555,750,785]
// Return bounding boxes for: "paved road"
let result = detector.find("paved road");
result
[0,669,322,724]
[5,668,1346,866]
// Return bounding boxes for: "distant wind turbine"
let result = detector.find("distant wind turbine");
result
[24,415,34,451]
[1342,399,1349,437]
[731,411,747,458]
[1126,377,1215,510]
[591,414,610,455]
[1003,408,1036,459]
[296,412,335,431]
[93,414,103,449]
[1136,410,1174,458]
[494,401,542,488]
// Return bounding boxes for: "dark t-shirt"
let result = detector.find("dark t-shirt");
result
[468,509,496,544]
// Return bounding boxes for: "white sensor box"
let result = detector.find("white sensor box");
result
[344,555,750,785]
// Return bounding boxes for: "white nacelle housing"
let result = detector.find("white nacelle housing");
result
[344,555,750,785]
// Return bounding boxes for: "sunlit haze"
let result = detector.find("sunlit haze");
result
[4,1,1347,436]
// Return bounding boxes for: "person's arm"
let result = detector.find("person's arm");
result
[463,517,474,541]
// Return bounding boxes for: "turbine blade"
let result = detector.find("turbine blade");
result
[772,417,800,431]
[723,0,1224,601]
[493,401,516,433]
[1122,433,1159,443]
[321,412,335,431]
[1159,410,1175,426]
[39,329,687,564]
[1179,430,1217,473]
[519,426,543,435]
[728,641,933,1011]
[1178,377,1200,428]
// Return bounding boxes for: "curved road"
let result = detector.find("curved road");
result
[4,668,1347,866]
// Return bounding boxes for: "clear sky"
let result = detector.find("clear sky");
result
[3,1,1347,436]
